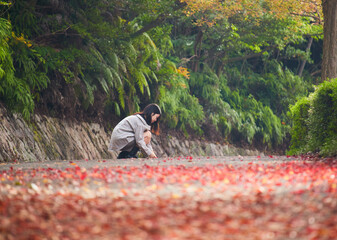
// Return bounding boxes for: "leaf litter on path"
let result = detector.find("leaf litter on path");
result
[0,156,336,239]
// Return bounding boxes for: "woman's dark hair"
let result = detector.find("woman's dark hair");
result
[135,103,161,135]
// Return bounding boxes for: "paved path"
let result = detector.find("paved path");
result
[0,155,298,170]
[0,155,336,239]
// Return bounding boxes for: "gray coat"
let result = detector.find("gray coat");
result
[108,114,153,156]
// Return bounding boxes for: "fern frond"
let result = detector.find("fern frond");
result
[110,67,122,86]
[151,71,158,82]
[135,71,144,94]
[113,101,120,116]
[82,77,95,106]
[118,58,127,73]
[103,67,114,89]
[89,46,104,62]
[110,52,119,70]
[124,42,137,61]
[117,85,125,109]
[99,77,109,93]
[145,84,150,97]
[0,66,5,80]
[165,60,177,73]
[143,33,157,50]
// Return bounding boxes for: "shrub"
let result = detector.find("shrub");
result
[288,78,337,156]
[287,97,310,155]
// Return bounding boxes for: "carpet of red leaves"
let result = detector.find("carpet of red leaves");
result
[0,156,336,240]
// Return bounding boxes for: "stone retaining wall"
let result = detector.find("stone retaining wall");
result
[0,107,261,162]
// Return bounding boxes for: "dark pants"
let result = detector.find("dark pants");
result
[117,146,139,159]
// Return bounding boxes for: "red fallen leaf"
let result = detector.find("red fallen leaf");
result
[268,155,273,158]
[80,172,87,180]
[1,158,337,240]
[257,156,261,159]
[294,189,305,194]
[74,167,87,181]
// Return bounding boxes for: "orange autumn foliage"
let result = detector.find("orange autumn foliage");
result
[180,0,322,26]
[177,67,190,79]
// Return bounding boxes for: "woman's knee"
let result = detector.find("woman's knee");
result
[144,130,152,145]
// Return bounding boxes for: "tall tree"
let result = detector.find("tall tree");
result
[321,0,337,80]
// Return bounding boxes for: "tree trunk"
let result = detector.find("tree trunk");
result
[321,0,337,81]
[192,31,203,72]
[298,37,313,77]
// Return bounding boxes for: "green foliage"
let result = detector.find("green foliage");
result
[69,5,168,114]
[288,79,337,156]
[241,60,312,117]
[219,57,313,147]
[9,1,39,37]
[167,5,317,149]
[157,62,204,134]
[5,0,166,116]
[188,65,284,146]
[287,97,310,154]
[0,18,12,81]
[0,16,48,119]
[0,0,325,152]
[224,91,284,147]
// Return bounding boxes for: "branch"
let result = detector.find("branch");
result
[304,33,323,37]
[310,69,321,76]
[290,12,322,22]
[223,46,276,63]
[33,26,77,43]
[130,1,187,39]
[130,14,166,38]
[179,55,197,66]
[224,52,265,63]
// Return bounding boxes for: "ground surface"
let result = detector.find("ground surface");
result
[0,155,336,240]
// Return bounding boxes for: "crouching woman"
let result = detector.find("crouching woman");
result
[108,103,161,159]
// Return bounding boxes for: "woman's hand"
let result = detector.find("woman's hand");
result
[149,152,157,158]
